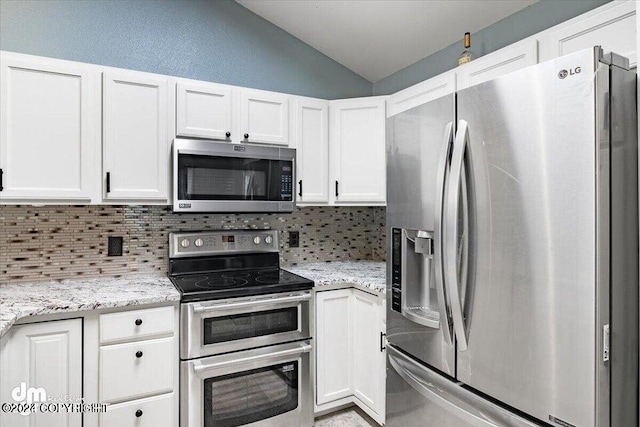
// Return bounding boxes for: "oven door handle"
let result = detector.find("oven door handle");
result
[192,292,312,314]
[192,342,312,374]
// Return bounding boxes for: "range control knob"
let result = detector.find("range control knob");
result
[253,236,261,245]
[194,238,204,247]
[180,239,190,248]
[265,235,273,245]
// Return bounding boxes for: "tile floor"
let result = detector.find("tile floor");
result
[315,407,378,426]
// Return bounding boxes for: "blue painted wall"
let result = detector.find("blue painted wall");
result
[373,0,612,95]
[0,0,372,99]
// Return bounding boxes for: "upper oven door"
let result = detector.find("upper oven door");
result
[173,139,296,213]
[181,291,312,359]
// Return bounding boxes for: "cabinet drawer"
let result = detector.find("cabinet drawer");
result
[100,306,174,344]
[100,392,175,427]
[100,337,174,403]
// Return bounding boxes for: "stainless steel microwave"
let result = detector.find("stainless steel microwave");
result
[172,139,296,213]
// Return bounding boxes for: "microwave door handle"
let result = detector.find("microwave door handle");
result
[445,120,470,351]
[193,342,312,374]
[434,122,454,346]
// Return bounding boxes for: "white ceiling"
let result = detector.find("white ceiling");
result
[236,0,538,82]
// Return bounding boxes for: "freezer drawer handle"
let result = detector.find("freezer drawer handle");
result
[192,292,311,314]
[192,342,312,374]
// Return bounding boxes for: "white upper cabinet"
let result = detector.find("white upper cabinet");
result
[0,53,99,203]
[294,98,330,204]
[540,0,636,67]
[457,39,539,90]
[330,97,386,204]
[240,89,290,145]
[387,71,456,118]
[176,81,233,140]
[103,70,171,202]
[0,319,82,427]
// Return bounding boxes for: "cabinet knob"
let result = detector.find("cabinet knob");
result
[244,133,249,139]
[225,131,231,138]
[136,351,143,358]
[135,318,142,326]
[135,409,143,417]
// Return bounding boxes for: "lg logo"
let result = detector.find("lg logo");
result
[558,67,581,79]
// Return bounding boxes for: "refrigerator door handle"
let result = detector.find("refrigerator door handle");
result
[446,120,470,351]
[434,121,454,345]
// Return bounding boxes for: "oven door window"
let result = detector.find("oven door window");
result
[203,308,298,345]
[177,153,293,201]
[204,361,299,426]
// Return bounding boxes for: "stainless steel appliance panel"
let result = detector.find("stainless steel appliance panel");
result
[455,49,601,427]
[386,345,540,427]
[181,340,313,427]
[607,59,638,427]
[181,291,312,359]
[386,94,456,377]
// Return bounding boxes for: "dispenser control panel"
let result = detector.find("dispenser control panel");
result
[391,228,402,313]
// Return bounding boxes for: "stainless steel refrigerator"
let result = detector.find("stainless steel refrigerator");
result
[385,47,638,427]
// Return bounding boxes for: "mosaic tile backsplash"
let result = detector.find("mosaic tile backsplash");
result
[0,205,387,283]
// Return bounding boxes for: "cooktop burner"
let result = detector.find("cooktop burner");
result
[170,268,313,302]
[168,230,314,302]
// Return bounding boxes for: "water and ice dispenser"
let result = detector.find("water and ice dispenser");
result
[391,227,441,328]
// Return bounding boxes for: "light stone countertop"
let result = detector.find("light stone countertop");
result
[287,261,387,295]
[0,274,180,339]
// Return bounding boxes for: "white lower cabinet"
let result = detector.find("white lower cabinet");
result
[99,392,175,427]
[315,288,386,425]
[0,319,83,427]
[316,289,353,404]
[97,305,178,427]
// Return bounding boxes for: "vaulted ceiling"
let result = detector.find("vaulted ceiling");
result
[236,0,538,82]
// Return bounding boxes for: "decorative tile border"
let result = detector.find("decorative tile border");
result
[0,205,387,283]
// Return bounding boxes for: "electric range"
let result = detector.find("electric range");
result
[169,230,314,427]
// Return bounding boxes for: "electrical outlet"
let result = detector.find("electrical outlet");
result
[108,236,123,256]
[288,231,300,248]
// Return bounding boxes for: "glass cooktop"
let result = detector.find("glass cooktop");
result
[170,268,313,302]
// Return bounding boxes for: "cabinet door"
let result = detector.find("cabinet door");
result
[542,1,636,68]
[316,289,353,404]
[103,70,170,201]
[0,54,98,203]
[295,98,329,203]
[240,89,289,145]
[0,319,82,427]
[331,98,386,204]
[387,71,456,118]
[176,82,232,140]
[352,290,385,418]
[456,39,538,90]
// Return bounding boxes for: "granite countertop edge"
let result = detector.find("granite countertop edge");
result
[0,274,180,339]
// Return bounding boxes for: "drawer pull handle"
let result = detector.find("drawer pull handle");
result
[136,351,143,358]
[135,409,143,417]
[135,318,143,326]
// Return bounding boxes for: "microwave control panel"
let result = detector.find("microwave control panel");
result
[280,164,293,200]
[391,228,402,313]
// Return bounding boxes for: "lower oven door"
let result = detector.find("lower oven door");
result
[181,291,311,359]
[181,340,313,427]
